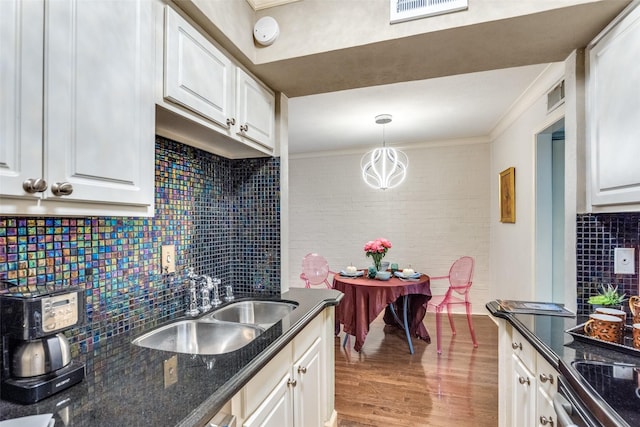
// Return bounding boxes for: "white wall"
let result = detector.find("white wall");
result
[288,142,490,312]
[488,63,567,302]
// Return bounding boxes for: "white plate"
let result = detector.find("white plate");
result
[393,271,421,279]
[340,270,363,277]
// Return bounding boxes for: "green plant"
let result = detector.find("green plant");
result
[588,284,627,306]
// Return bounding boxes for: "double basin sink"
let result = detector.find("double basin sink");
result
[132,300,297,355]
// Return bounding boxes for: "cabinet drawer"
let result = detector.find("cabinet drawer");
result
[535,353,557,398]
[511,328,535,371]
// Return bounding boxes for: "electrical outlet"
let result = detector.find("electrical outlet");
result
[161,245,176,274]
[614,248,635,274]
[163,355,178,388]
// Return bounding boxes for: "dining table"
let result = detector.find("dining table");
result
[332,272,431,354]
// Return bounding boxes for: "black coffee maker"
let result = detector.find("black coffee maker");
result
[1,283,85,404]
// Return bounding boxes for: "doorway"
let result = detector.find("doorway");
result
[535,118,565,302]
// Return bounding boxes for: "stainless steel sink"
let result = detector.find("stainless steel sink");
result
[132,320,263,355]
[203,300,298,328]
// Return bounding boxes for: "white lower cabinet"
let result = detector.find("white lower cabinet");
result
[244,373,294,427]
[498,321,559,427]
[512,355,536,427]
[231,308,335,427]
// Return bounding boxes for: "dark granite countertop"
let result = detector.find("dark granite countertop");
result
[486,301,640,427]
[0,288,343,426]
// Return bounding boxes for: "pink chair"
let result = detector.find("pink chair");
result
[300,253,335,288]
[426,256,478,354]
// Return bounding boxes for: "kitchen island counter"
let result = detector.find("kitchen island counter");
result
[0,288,342,426]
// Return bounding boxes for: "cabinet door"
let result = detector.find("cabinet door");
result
[236,68,275,150]
[244,373,294,427]
[164,5,235,130]
[512,355,536,427]
[45,0,154,206]
[0,0,43,199]
[588,3,640,207]
[293,337,322,427]
[536,387,555,427]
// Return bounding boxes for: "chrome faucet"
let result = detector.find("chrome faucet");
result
[185,268,222,316]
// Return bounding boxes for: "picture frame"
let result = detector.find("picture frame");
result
[499,167,515,223]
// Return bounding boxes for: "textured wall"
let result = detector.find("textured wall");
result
[288,142,490,310]
[0,136,280,367]
[576,213,640,317]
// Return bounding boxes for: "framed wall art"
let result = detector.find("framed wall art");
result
[499,167,515,223]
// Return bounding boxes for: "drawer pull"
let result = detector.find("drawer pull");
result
[240,124,249,132]
[226,118,236,126]
[287,378,297,387]
[511,342,523,350]
[298,366,307,374]
[518,376,530,386]
[539,373,554,384]
[539,415,554,426]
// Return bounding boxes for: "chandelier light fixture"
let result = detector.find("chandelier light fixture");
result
[361,114,408,190]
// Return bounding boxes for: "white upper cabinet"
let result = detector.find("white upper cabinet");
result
[164,6,235,130]
[0,0,44,199]
[236,68,276,150]
[156,3,276,159]
[587,1,640,210]
[0,0,155,216]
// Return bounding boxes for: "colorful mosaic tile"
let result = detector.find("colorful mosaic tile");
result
[576,213,640,317]
[0,136,280,371]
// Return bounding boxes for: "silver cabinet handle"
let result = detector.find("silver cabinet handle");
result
[51,182,73,196]
[511,342,522,350]
[22,178,48,193]
[539,415,554,426]
[298,366,307,374]
[226,118,236,126]
[518,376,530,385]
[539,373,554,384]
[287,378,297,387]
[240,124,249,132]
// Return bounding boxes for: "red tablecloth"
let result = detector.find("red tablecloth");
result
[333,274,431,352]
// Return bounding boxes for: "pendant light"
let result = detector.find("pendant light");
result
[361,114,408,190]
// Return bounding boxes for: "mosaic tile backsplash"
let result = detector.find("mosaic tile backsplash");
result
[576,213,640,317]
[0,136,280,367]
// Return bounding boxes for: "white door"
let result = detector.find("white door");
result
[0,0,44,199]
[293,337,323,427]
[244,373,294,427]
[236,68,275,149]
[512,356,536,427]
[45,0,154,205]
[164,5,235,130]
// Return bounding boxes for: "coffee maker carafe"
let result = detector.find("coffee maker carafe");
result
[1,284,85,404]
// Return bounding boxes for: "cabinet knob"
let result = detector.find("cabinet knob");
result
[511,342,522,350]
[226,118,236,126]
[518,376,530,386]
[240,124,249,132]
[22,178,48,194]
[539,415,554,426]
[539,373,554,384]
[51,182,73,196]
[287,378,297,387]
[297,366,307,374]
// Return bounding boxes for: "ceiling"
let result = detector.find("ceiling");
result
[242,1,631,155]
[288,63,551,155]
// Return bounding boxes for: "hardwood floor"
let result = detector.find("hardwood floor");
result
[334,312,498,427]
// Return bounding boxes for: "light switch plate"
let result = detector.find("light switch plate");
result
[614,247,635,274]
[161,244,176,274]
[163,355,178,388]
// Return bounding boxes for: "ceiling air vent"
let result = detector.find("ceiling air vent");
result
[390,0,468,24]
[547,80,565,113]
